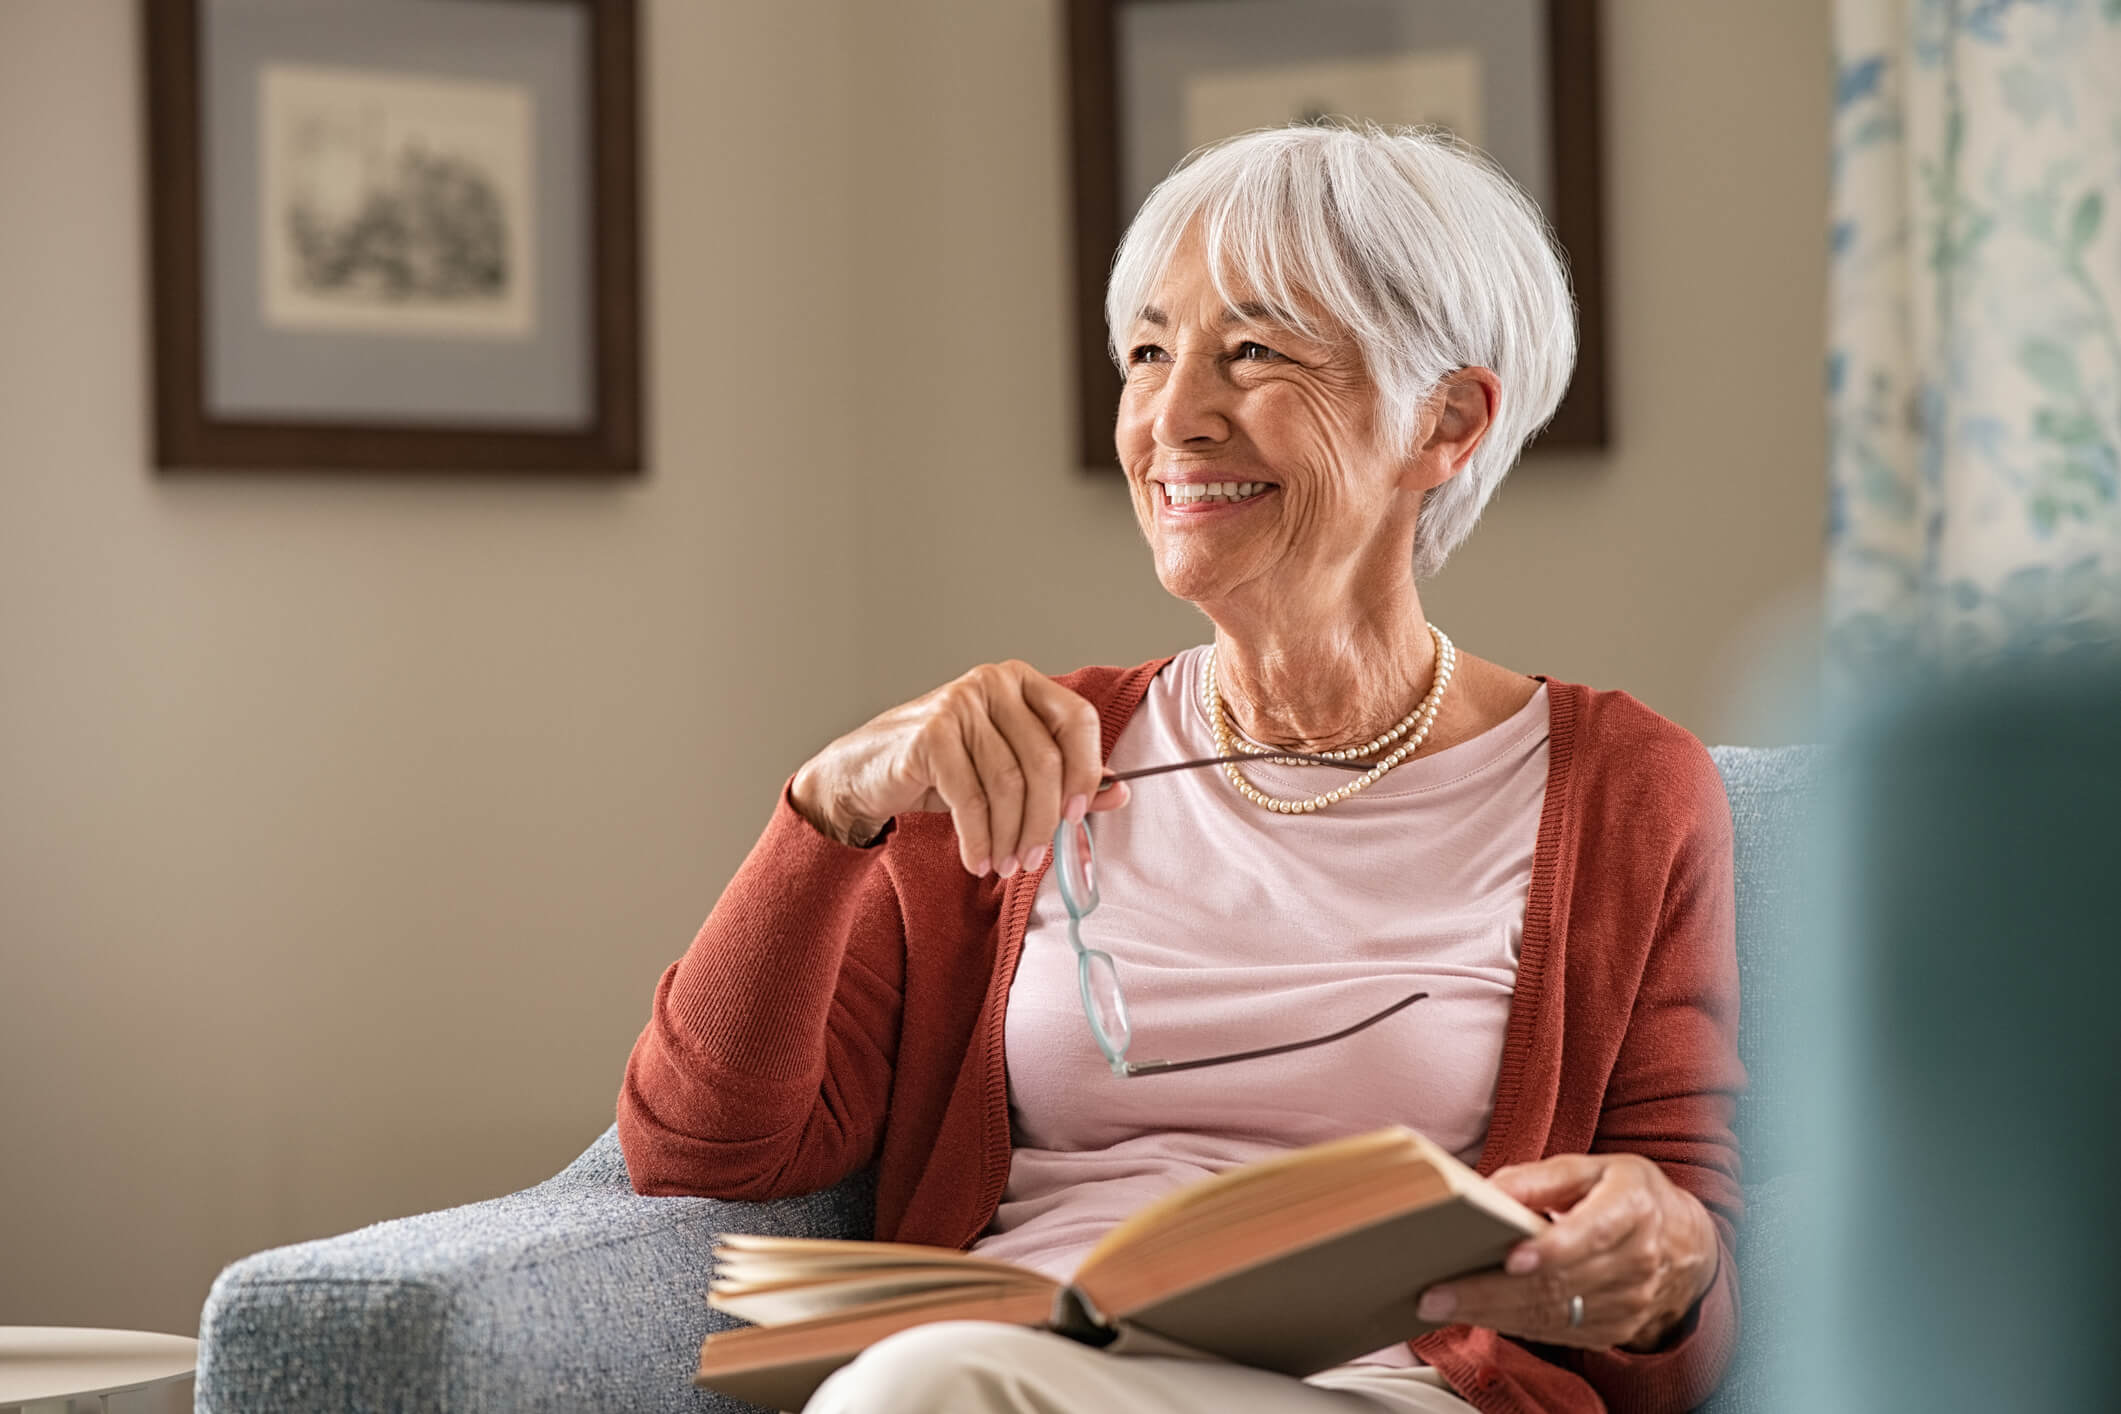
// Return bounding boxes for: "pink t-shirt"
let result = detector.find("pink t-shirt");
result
[971,646,1550,1364]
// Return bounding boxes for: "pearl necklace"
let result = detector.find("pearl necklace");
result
[1203,624,1456,814]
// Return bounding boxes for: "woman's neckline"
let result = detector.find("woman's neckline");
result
[1167,645,1551,800]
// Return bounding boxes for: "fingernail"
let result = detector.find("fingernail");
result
[1506,1247,1540,1276]
[972,857,990,877]
[1417,1289,1454,1321]
[1025,845,1049,871]
[1066,794,1089,823]
[998,855,1019,878]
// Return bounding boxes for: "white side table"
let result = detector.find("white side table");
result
[0,1328,195,1414]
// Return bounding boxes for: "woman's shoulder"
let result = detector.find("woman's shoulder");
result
[1050,656,1179,734]
[1547,678,1731,837]
[1554,678,1707,756]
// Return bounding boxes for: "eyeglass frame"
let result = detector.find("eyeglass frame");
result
[1049,751,1429,1078]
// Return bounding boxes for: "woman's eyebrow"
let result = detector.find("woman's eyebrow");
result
[1221,301,1296,328]
[1130,302,1300,330]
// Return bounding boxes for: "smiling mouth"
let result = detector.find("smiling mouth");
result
[1157,480,1277,508]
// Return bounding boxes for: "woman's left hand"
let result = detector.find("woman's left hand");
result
[1414,1153,1719,1352]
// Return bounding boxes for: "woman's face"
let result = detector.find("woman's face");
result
[1115,240,1425,619]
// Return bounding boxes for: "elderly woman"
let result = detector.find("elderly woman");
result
[619,124,1740,1414]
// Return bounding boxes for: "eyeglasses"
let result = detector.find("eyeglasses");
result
[1051,751,1428,1077]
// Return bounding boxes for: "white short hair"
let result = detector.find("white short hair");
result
[1106,123,1578,578]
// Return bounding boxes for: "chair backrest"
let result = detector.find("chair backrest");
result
[1708,745,1820,1186]
[1698,745,1819,1414]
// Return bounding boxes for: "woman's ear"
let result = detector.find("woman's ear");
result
[1401,367,1501,492]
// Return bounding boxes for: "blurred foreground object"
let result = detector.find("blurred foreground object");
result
[1793,652,2121,1412]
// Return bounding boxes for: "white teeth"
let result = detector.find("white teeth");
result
[1163,481,1270,505]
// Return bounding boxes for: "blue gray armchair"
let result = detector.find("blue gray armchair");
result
[196,746,1813,1414]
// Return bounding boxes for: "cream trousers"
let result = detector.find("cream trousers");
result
[805,1321,1477,1414]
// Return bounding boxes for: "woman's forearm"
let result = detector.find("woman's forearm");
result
[616,781,907,1199]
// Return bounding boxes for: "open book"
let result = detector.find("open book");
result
[696,1126,1543,1411]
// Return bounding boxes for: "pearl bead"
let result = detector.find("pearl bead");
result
[1202,624,1454,816]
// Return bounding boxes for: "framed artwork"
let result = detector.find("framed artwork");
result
[144,0,642,473]
[1066,0,1606,468]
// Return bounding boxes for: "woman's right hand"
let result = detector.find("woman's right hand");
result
[789,661,1130,875]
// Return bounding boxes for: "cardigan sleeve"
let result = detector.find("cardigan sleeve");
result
[616,779,907,1200]
[1566,744,1746,1414]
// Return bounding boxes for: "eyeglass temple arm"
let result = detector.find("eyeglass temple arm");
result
[1120,991,1429,1076]
[1102,750,1383,784]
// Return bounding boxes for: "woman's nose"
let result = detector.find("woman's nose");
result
[1151,353,1232,447]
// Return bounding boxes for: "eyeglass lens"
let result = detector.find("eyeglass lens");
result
[1058,816,1098,913]
[1080,948,1130,1057]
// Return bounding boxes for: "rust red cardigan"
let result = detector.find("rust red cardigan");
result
[618,661,1743,1414]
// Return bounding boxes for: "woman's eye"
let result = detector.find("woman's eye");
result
[1128,344,1168,365]
[1235,341,1282,362]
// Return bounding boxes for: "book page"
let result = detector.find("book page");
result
[711,1234,1050,1329]
[1071,1126,1545,1325]
[715,1234,1034,1277]
[712,1270,1053,1328]
[1073,1127,1427,1286]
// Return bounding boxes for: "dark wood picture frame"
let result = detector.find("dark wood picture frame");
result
[1065,0,1606,468]
[144,0,642,473]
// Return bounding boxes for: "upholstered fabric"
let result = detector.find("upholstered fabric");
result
[1698,748,1817,1414]
[196,745,1815,1414]
[1696,1169,1806,1414]
[1709,746,1816,1186]
[195,1129,873,1413]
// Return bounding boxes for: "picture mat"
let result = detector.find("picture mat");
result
[259,62,537,338]
[203,0,589,427]
[1182,50,1485,155]
[1119,0,1550,225]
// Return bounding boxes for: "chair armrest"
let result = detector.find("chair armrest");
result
[1694,1171,1806,1414]
[196,1125,873,1414]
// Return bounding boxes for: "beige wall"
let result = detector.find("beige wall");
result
[0,0,1826,1337]
[0,0,862,1332]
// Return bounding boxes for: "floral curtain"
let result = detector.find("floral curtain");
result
[1827,0,2121,675]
